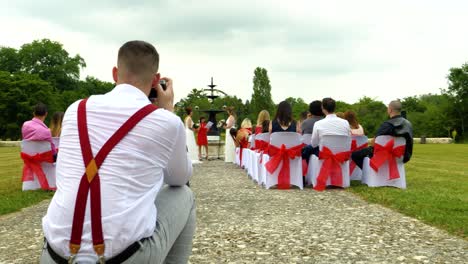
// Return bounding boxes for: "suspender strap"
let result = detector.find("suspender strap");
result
[69,98,158,260]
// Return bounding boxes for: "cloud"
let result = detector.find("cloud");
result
[2,0,468,105]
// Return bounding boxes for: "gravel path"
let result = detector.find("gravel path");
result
[0,160,467,263]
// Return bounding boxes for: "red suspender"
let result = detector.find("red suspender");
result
[69,98,158,261]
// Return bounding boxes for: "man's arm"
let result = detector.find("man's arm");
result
[164,118,192,186]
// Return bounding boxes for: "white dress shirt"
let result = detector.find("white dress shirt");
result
[42,84,192,262]
[311,114,351,147]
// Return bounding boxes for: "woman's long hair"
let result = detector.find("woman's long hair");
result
[49,112,64,137]
[344,110,360,129]
[256,110,270,127]
[274,101,293,127]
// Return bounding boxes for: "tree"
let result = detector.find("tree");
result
[18,39,86,91]
[352,97,387,137]
[445,62,468,137]
[250,67,275,119]
[285,97,308,120]
[0,47,21,73]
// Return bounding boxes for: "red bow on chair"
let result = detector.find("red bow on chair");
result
[20,150,55,190]
[255,140,269,163]
[314,147,350,191]
[239,138,249,167]
[349,139,368,175]
[265,143,304,189]
[370,139,405,180]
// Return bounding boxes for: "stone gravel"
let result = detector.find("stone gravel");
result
[0,160,467,263]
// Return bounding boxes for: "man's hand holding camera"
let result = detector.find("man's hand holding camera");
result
[154,77,174,112]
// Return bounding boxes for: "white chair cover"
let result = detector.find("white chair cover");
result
[301,133,312,145]
[52,137,60,148]
[247,135,256,179]
[265,132,303,190]
[253,133,270,186]
[361,136,406,189]
[350,135,368,181]
[311,135,351,189]
[235,147,240,166]
[21,140,56,191]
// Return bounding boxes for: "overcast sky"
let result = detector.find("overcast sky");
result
[1,0,468,105]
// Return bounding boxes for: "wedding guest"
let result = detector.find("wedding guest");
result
[185,107,201,164]
[255,110,270,134]
[269,101,299,133]
[297,111,309,134]
[336,112,345,119]
[22,103,56,155]
[241,118,253,133]
[344,110,365,136]
[229,127,250,148]
[197,116,209,161]
[301,100,323,135]
[49,111,64,137]
[352,100,413,169]
[311,98,351,148]
[261,120,270,133]
[224,106,236,163]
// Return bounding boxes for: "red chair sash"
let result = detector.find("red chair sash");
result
[314,147,350,191]
[20,150,55,190]
[254,140,269,163]
[239,138,249,167]
[265,143,304,189]
[349,140,368,175]
[370,139,405,180]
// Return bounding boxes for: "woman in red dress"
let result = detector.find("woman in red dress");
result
[197,116,209,160]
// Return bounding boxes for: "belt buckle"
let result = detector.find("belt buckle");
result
[68,254,76,264]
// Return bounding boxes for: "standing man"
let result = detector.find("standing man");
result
[22,102,57,155]
[351,100,413,169]
[41,41,195,263]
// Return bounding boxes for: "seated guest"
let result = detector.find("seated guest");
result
[301,100,324,135]
[22,102,57,155]
[336,112,345,119]
[297,111,309,134]
[311,98,351,149]
[352,100,413,169]
[40,41,195,263]
[49,111,65,137]
[230,127,250,148]
[255,110,270,134]
[241,118,253,133]
[269,101,299,133]
[344,110,365,136]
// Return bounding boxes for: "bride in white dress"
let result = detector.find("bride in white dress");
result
[184,108,201,164]
[224,107,236,163]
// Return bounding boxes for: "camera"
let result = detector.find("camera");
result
[148,80,167,102]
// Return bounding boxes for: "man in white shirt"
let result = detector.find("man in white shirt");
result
[41,41,195,263]
[310,97,351,149]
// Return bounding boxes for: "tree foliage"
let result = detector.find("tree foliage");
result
[250,67,275,120]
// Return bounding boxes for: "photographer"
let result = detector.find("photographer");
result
[40,41,195,263]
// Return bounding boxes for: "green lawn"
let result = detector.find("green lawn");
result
[350,144,468,239]
[0,147,53,215]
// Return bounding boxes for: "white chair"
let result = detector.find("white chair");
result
[361,136,406,189]
[235,147,241,166]
[52,137,60,149]
[301,133,312,145]
[251,133,270,185]
[311,135,351,191]
[21,140,56,191]
[350,135,368,181]
[247,135,257,179]
[264,132,304,190]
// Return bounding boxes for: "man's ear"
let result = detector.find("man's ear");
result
[112,67,118,83]
[151,73,161,88]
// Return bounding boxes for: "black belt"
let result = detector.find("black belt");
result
[46,237,149,264]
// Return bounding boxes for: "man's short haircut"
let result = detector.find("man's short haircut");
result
[309,100,323,116]
[389,100,402,113]
[322,97,336,113]
[34,103,48,116]
[118,40,159,84]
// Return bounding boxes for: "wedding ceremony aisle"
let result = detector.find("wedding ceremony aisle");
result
[0,160,466,263]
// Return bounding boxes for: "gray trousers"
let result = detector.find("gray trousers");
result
[40,185,196,264]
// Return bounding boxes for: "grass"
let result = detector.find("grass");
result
[0,147,53,215]
[349,144,468,239]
